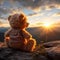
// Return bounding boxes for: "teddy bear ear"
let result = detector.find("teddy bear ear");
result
[19,13,24,19]
[8,15,11,21]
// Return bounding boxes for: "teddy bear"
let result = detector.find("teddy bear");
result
[5,13,36,52]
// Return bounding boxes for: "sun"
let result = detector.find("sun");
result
[44,23,50,27]
[43,22,52,28]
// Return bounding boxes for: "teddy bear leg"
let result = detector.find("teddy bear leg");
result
[25,39,36,52]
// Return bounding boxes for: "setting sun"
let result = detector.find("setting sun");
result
[43,22,52,28]
[44,23,51,27]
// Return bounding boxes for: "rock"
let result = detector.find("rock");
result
[0,41,60,60]
[32,54,48,60]
[0,47,33,60]
[0,47,48,60]
[46,46,60,60]
[0,42,47,60]
[44,41,60,60]
[43,41,60,48]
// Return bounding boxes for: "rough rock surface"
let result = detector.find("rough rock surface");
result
[44,41,60,60]
[0,41,60,60]
[0,47,48,60]
[46,46,60,60]
[0,42,48,60]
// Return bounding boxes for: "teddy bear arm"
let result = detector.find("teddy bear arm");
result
[23,31,32,40]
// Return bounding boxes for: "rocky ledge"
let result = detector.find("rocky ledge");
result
[0,41,60,60]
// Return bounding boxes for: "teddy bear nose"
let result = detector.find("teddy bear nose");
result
[26,23,29,25]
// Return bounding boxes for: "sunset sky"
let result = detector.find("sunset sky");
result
[0,0,60,27]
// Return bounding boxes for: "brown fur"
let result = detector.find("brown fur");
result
[5,13,36,52]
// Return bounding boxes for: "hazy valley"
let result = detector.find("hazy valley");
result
[0,26,60,43]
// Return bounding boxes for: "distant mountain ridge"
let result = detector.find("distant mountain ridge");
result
[0,27,60,43]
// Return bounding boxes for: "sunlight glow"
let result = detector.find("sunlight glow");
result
[0,24,9,27]
[43,22,52,28]
[44,23,51,27]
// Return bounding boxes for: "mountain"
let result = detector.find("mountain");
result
[0,27,60,43]
[0,27,9,42]
[0,27,9,33]
[27,27,60,43]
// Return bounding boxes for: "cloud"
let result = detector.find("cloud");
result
[0,0,23,19]
[0,21,2,24]
[28,12,38,16]
[0,0,60,10]
[0,0,60,23]
[56,12,60,15]
[10,0,60,10]
[0,0,60,13]
[0,7,11,19]
[0,20,4,27]
[0,0,4,4]
[0,7,10,14]
[52,12,60,16]
[0,18,9,27]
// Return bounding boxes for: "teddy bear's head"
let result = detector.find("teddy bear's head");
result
[8,13,29,29]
